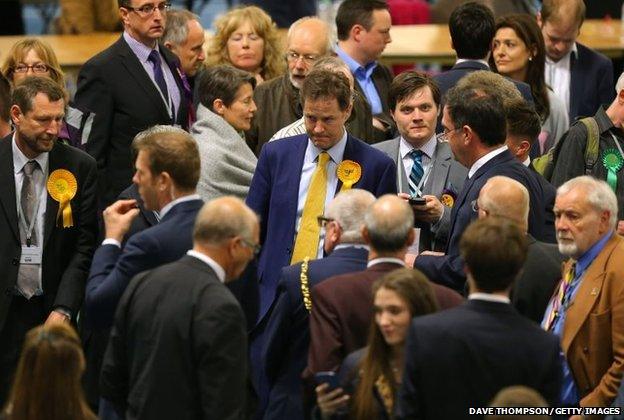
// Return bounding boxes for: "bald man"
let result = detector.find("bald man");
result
[101,197,259,419]
[476,176,563,323]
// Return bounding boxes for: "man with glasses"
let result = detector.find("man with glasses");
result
[74,0,190,211]
[413,85,547,293]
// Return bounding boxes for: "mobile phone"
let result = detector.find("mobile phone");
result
[408,196,427,206]
[314,371,340,391]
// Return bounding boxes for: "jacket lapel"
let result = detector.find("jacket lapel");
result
[424,141,450,196]
[161,45,188,127]
[0,135,20,242]
[43,146,61,248]
[569,51,581,120]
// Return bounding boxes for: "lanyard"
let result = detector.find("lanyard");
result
[609,132,624,157]
[17,181,42,247]
[398,148,434,196]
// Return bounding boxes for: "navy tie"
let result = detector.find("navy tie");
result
[409,149,424,196]
[148,49,169,103]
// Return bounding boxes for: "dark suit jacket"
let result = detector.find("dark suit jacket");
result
[307,261,463,375]
[415,149,547,291]
[117,184,158,244]
[396,299,562,420]
[262,246,369,420]
[569,43,614,121]
[0,135,98,328]
[511,236,563,324]
[245,133,397,324]
[100,255,247,420]
[373,138,467,251]
[529,163,557,243]
[85,199,203,330]
[74,35,189,208]
[353,63,396,142]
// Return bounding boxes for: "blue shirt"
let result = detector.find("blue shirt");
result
[335,45,384,115]
[545,231,613,405]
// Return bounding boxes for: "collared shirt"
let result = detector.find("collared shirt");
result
[367,257,405,268]
[543,230,613,406]
[123,31,181,122]
[468,146,508,179]
[295,131,348,258]
[333,243,369,252]
[399,135,437,187]
[545,43,578,116]
[270,117,307,141]
[335,45,383,115]
[186,250,226,283]
[13,134,48,294]
[468,293,511,304]
[523,157,531,167]
[456,58,490,68]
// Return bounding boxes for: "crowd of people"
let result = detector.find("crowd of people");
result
[0,0,623,419]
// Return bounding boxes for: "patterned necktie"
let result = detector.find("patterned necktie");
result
[408,149,424,196]
[291,152,330,264]
[148,49,169,103]
[543,261,577,331]
[17,160,40,299]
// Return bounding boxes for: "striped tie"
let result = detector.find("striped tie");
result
[408,149,424,196]
[543,262,577,331]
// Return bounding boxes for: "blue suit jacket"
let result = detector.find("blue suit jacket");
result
[246,133,396,322]
[415,150,546,291]
[261,246,369,420]
[570,43,614,121]
[85,199,203,329]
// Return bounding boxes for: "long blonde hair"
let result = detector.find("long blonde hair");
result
[0,38,65,87]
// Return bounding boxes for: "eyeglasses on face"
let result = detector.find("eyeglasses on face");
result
[285,51,319,65]
[241,238,262,256]
[471,199,489,215]
[14,63,49,74]
[123,2,171,17]
[435,127,462,143]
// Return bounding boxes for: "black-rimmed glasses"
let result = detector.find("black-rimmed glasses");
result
[123,2,170,17]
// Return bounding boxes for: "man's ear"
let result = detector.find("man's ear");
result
[361,225,370,245]
[10,105,21,125]
[163,41,174,51]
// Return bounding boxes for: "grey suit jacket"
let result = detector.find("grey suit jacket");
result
[374,137,467,251]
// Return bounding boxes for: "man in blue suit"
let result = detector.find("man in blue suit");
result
[414,85,546,292]
[85,126,203,330]
[433,1,533,129]
[538,0,614,121]
[261,189,374,420]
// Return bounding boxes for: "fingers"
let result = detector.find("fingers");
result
[105,199,138,215]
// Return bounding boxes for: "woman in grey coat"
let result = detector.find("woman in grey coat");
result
[192,65,258,201]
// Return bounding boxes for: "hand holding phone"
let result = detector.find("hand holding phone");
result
[408,195,427,206]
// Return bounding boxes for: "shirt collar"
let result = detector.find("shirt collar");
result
[333,243,369,252]
[399,134,437,160]
[468,145,508,179]
[335,45,377,75]
[124,31,160,64]
[12,133,49,175]
[159,193,201,219]
[575,231,614,276]
[522,157,531,167]
[307,130,348,164]
[186,250,226,283]
[367,257,405,268]
[468,293,511,304]
[545,43,578,66]
[456,58,490,68]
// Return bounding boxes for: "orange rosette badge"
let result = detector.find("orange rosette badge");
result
[337,160,362,191]
[47,169,77,228]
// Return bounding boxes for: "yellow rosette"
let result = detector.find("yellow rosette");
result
[47,169,77,228]
[337,160,362,191]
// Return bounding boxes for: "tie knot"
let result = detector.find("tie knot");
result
[318,152,330,165]
[148,49,162,66]
[23,160,38,176]
[410,149,423,161]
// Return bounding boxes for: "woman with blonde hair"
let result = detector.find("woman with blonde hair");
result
[0,38,64,87]
[206,5,285,84]
[2,323,95,420]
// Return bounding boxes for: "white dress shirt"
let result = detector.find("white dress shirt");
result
[468,146,508,179]
[186,250,226,283]
[544,43,577,116]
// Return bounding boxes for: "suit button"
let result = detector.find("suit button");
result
[583,347,589,353]
[11,258,18,266]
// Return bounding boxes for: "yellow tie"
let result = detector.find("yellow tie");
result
[291,152,330,264]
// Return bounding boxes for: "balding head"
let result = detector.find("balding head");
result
[286,17,332,89]
[364,195,414,254]
[193,197,260,281]
[478,176,529,233]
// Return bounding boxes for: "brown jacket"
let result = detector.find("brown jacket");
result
[562,234,624,408]
[57,0,121,34]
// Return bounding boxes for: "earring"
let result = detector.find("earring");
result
[529,56,533,61]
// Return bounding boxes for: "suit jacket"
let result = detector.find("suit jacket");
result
[245,133,397,323]
[512,236,564,324]
[396,299,562,420]
[307,261,463,375]
[74,35,189,208]
[0,135,98,329]
[529,164,557,243]
[117,184,158,244]
[262,246,369,420]
[85,199,203,330]
[415,149,547,291]
[100,255,247,420]
[353,63,395,142]
[562,234,624,407]
[373,138,467,251]
[569,43,614,121]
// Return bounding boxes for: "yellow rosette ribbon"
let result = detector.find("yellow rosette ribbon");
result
[47,169,77,228]
[337,160,362,191]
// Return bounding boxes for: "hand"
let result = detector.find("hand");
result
[45,310,70,325]
[316,383,349,418]
[372,116,387,131]
[103,199,140,243]
[617,220,624,235]
[411,195,444,223]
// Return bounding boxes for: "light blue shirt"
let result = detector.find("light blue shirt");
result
[295,131,348,258]
[123,31,181,123]
[335,45,383,115]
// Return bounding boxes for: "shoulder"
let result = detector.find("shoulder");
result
[262,133,306,156]
[52,142,96,169]
[83,36,124,67]
[576,42,612,67]
[254,75,286,98]
[341,347,366,374]
[373,137,399,154]
[349,135,394,163]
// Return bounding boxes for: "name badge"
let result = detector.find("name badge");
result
[21,245,42,265]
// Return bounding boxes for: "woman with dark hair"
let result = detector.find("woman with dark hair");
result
[315,268,439,419]
[2,323,95,420]
[192,65,258,201]
[490,13,569,157]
